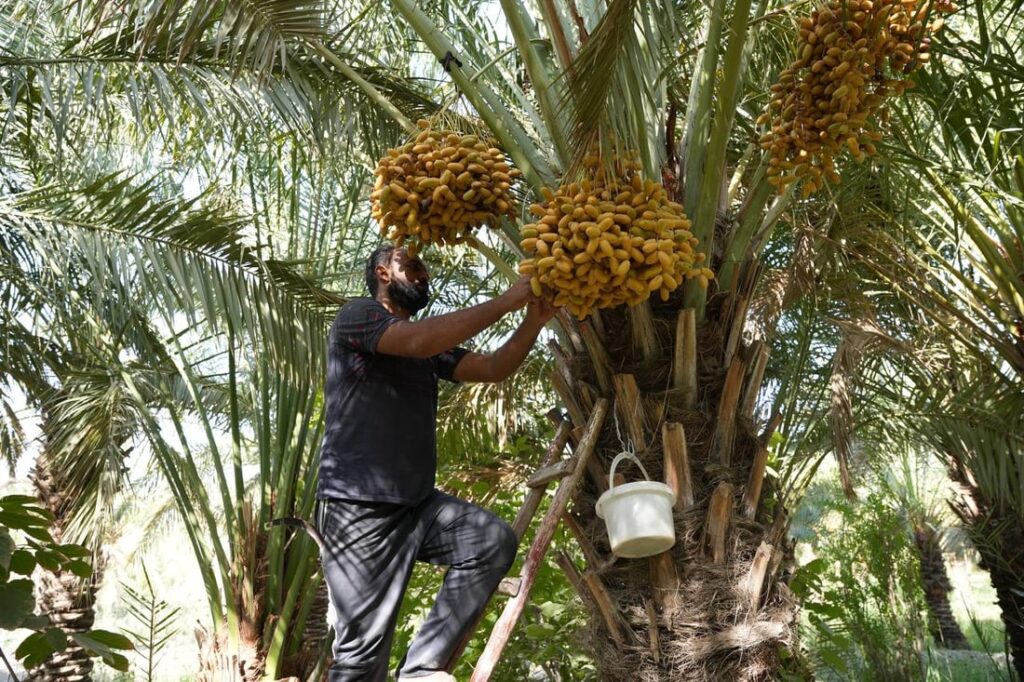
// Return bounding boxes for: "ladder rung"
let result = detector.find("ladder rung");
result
[526,459,575,488]
[497,577,521,598]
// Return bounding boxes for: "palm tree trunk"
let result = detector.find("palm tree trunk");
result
[989,564,1024,680]
[950,468,1024,678]
[971,520,1024,679]
[912,526,970,649]
[30,458,98,682]
[32,569,98,682]
[553,301,796,680]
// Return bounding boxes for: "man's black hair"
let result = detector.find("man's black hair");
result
[365,244,398,296]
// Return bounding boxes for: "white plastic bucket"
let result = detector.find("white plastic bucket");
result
[595,452,677,559]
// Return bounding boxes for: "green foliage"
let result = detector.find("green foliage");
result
[490,559,595,681]
[68,630,136,672]
[962,617,1007,657]
[0,0,1020,678]
[0,495,133,672]
[792,490,928,681]
[925,653,1011,682]
[120,563,180,681]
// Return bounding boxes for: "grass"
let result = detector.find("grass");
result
[926,650,1012,681]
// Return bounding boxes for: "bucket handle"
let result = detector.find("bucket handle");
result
[608,451,651,493]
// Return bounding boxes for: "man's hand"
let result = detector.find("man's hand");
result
[498,276,535,312]
[525,296,557,328]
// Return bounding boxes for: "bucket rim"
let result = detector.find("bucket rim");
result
[595,480,677,517]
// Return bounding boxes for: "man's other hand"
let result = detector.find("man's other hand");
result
[525,296,557,327]
[499,276,535,312]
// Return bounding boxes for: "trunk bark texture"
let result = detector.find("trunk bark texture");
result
[912,525,970,649]
[950,465,1024,679]
[972,520,1024,679]
[31,457,98,682]
[549,296,797,681]
[31,569,97,682]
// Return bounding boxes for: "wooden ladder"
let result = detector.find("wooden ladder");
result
[445,399,609,682]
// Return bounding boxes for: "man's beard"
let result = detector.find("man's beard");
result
[388,279,430,314]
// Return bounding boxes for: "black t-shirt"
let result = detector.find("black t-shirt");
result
[316,298,469,504]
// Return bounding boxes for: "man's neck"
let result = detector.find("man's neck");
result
[376,293,412,320]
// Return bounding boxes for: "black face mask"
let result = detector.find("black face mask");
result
[388,278,430,314]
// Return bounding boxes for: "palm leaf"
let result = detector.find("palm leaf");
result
[1,173,342,384]
[76,0,325,77]
[42,366,139,547]
[559,0,677,177]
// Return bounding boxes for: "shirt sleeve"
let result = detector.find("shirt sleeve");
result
[332,299,400,354]
[432,347,470,383]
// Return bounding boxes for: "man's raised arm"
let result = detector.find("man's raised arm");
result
[451,298,557,383]
[376,277,534,359]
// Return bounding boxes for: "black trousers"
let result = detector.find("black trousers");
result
[316,490,517,681]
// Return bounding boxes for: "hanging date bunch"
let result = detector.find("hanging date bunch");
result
[518,152,713,320]
[370,120,521,255]
[758,0,955,196]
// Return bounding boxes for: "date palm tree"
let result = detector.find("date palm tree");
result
[0,174,344,679]
[888,452,970,650]
[325,0,995,678]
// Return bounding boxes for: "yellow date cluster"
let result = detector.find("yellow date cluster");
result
[371,121,521,254]
[518,163,712,320]
[759,0,954,196]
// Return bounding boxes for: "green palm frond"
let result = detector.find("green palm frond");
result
[852,329,1023,520]
[882,447,958,534]
[0,45,432,171]
[3,236,209,543]
[0,0,446,181]
[437,351,554,469]
[770,310,838,499]
[0,318,65,398]
[1,227,72,396]
[827,318,906,498]
[120,561,181,679]
[864,100,1024,375]
[921,377,1024,517]
[1,173,341,384]
[0,385,26,475]
[561,0,676,176]
[77,0,325,77]
[42,367,139,547]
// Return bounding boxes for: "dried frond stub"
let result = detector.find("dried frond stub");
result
[370,120,522,254]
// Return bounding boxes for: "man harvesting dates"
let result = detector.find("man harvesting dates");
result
[316,245,556,681]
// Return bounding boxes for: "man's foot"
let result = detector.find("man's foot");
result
[396,673,455,681]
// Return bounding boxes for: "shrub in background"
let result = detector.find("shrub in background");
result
[792,490,928,680]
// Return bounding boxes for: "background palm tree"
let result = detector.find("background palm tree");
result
[888,451,971,650]
[842,10,1024,669]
